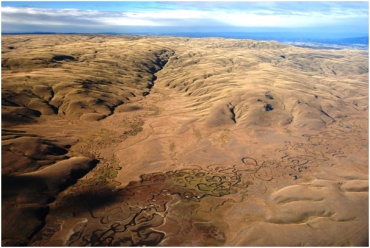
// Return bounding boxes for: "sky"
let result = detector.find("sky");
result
[1,1,369,38]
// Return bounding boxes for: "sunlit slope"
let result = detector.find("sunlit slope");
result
[2,35,174,125]
[1,35,368,246]
[1,35,174,246]
[2,35,367,131]
[157,37,368,131]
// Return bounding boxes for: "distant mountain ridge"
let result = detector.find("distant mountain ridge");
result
[2,32,368,50]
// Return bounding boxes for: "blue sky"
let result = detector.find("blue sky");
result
[1,1,369,37]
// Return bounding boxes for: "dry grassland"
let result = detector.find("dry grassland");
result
[1,35,368,246]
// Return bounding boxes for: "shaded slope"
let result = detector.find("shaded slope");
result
[2,35,174,124]
[1,35,174,246]
[156,38,368,132]
[1,35,368,246]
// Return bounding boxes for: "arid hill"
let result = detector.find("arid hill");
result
[2,35,368,246]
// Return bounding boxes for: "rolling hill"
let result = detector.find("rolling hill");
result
[2,35,368,246]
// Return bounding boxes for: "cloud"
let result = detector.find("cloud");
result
[1,2,368,33]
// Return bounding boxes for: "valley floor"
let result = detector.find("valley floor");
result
[1,35,368,246]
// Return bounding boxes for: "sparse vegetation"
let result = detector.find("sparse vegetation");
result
[2,35,368,246]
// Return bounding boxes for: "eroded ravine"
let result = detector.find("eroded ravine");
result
[2,35,368,246]
[32,165,252,246]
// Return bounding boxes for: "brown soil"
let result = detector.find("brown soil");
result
[2,35,368,246]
